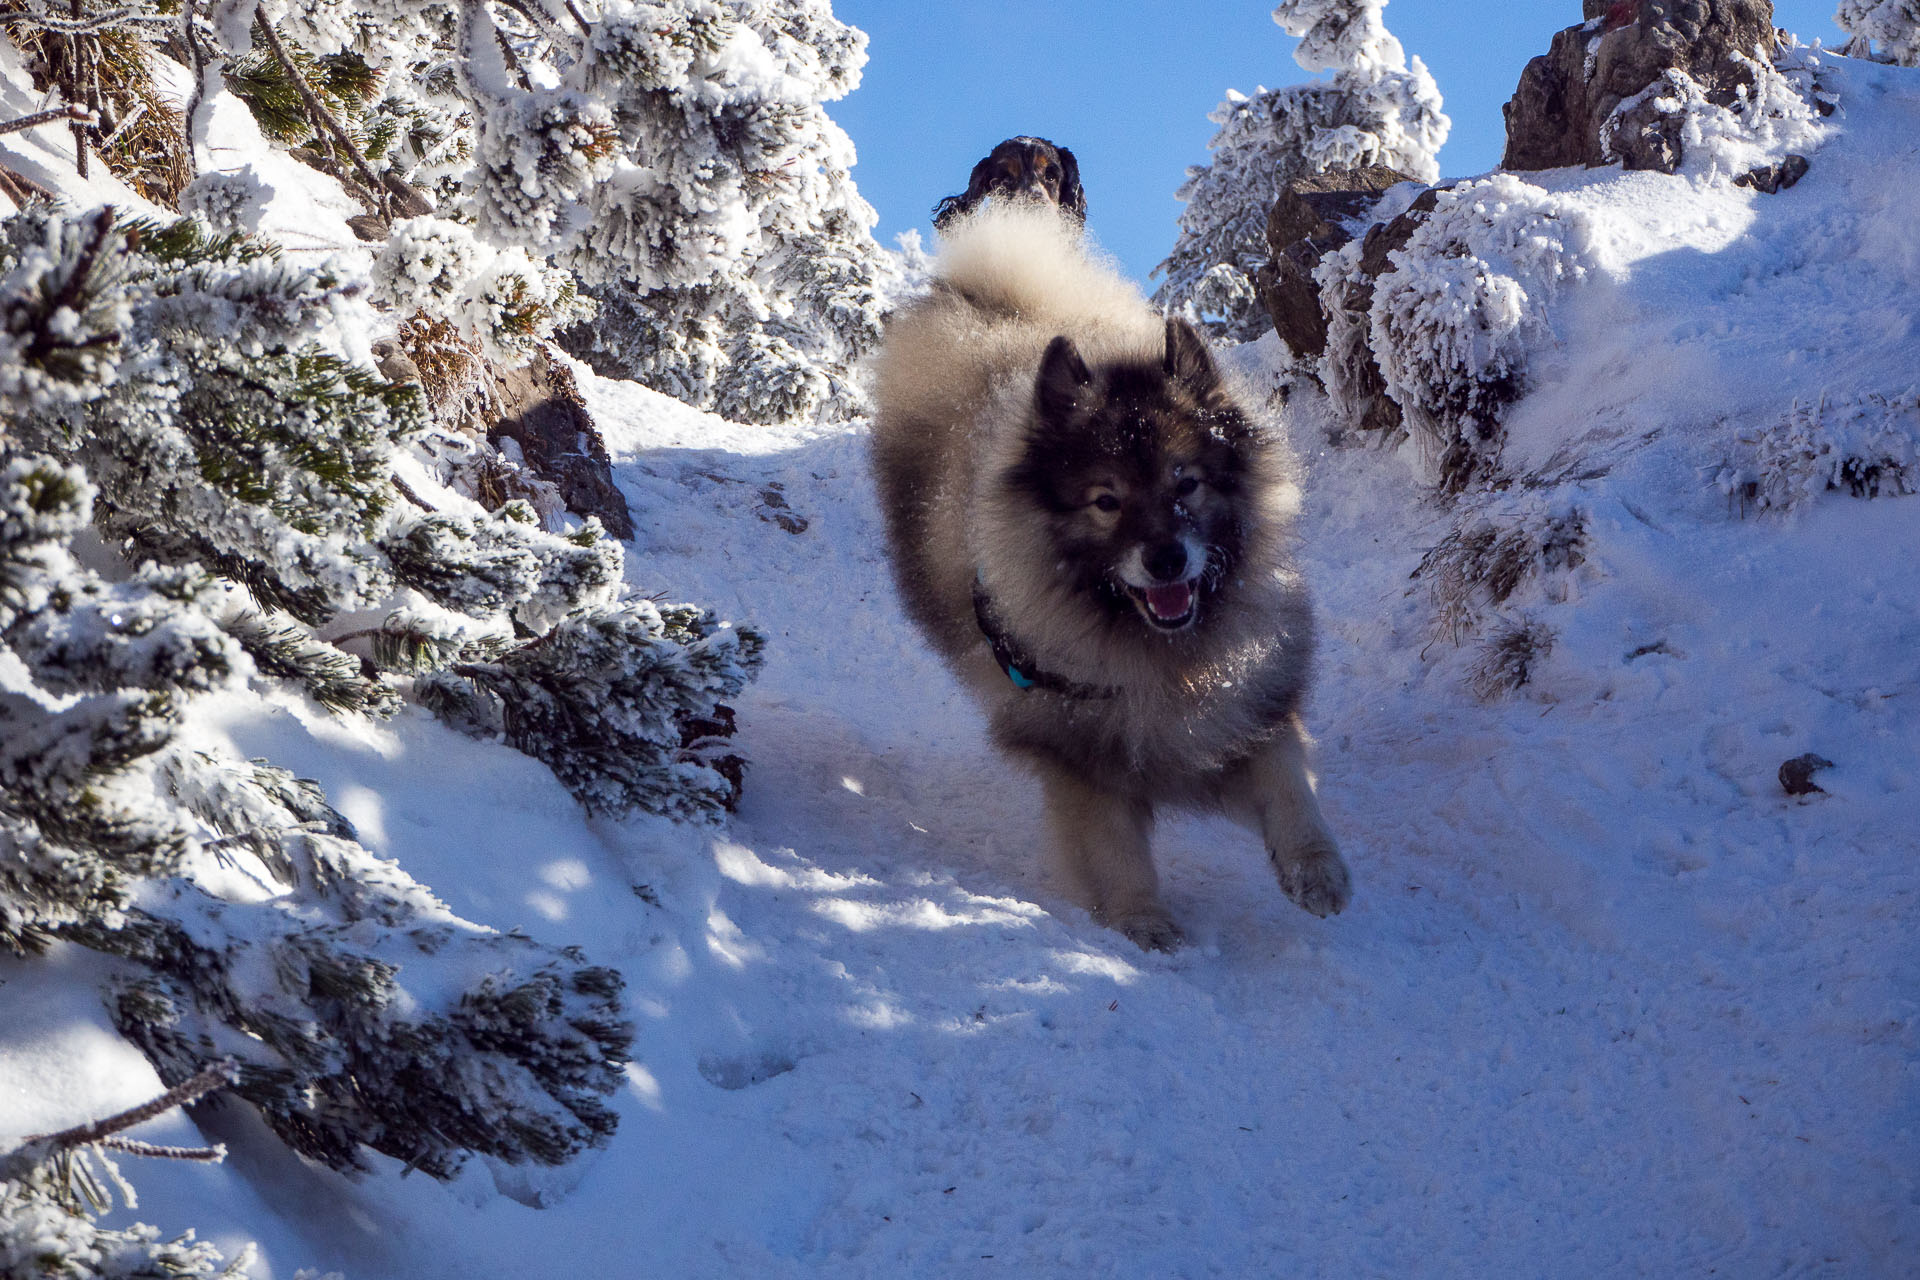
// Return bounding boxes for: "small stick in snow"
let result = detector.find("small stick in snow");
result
[0,104,96,137]
[0,1059,238,1180]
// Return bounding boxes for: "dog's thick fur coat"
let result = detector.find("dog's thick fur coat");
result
[871,207,1349,949]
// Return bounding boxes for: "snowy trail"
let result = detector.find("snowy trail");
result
[14,348,1905,1278]
[311,365,1894,1278]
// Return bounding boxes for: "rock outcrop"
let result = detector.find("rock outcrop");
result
[489,349,635,542]
[385,321,635,540]
[1314,186,1444,443]
[1502,0,1779,174]
[1256,164,1420,362]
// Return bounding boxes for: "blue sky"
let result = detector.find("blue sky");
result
[831,0,1852,284]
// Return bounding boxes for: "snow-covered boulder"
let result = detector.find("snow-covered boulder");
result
[1503,0,1780,173]
[1256,162,1420,361]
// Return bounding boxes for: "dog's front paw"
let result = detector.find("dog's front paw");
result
[1272,843,1351,919]
[1105,908,1186,953]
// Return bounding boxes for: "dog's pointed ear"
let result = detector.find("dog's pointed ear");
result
[1035,335,1092,423]
[1163,317,1219,393]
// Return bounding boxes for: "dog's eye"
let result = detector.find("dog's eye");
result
[1091,493,1121,513]
[1174,476,1201,498]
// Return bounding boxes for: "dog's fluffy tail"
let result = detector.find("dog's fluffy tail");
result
[933,205,1159,346]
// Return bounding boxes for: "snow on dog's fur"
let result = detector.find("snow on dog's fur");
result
[871,205,1348,950]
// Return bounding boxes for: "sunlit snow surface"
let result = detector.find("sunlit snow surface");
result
[4,50,1917,1280]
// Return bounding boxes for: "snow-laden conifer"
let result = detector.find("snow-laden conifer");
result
[1836,0,1920,65]
[424,599,764,819]
[215,0,889,424]
[548,0,890,423]
[0,198,772,1211]
[0,440,634,1179]
[1,203,761,819]
[1154,0,1448,339]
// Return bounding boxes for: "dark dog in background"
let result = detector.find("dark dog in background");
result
[931,136,1086,231]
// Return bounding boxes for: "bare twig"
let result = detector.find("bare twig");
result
[179,0,206,175]
[97,98,145,147]
[21,1060,237,1151]
[0,1059,238,1180]
[0,5,172,33]
[0,161,58,207]
[391,474,439,512]
[0,103,96,136]
[68,0,90,178]
[97,1137,229,1161]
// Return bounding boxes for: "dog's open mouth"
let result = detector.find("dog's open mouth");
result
[1127,580,1199,630]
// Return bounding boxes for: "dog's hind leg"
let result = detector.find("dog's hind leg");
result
[1038,764,1182,951]
[1222,716,1351,919]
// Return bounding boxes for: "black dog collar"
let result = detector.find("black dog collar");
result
[971,577,1114,699]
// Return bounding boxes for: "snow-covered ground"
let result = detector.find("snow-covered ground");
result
[4,46,1917,1280]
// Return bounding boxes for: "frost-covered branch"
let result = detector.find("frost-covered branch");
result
[1836,0,1920,65]
[249,9,390,216]
[0,1060,235,1182]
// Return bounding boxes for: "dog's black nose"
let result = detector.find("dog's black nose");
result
[1144,542,1187,582]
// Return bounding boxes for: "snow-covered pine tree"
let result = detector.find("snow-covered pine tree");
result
[1,203,762,819]
[1836,0,1920,64]
[0,441,634,1177]
[1,4,778,1257]
[0,197,765,1198]
[201,0,890,425]
[1153,0,1448,340]
[543,0,891,424]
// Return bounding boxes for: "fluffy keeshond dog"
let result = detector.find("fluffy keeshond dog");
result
[870,206,1349,950]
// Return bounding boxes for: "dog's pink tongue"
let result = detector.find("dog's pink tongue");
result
[1145,582,1193,619]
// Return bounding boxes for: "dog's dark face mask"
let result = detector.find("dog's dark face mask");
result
[1009,319,1254,634]
[986,142,1078,215]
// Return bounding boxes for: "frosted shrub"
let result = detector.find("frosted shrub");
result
[1414,499,1588,644]
[465,89,619,249]
[0,1180,237,1280]
[555,0,890,423]
[1362,175,1595,488]
[373,219,591,365]
[1154,0,1448,339]
[1718,391,1920,511]
[178,167,272,236]
[424,600,765,820]
[372,216,486,310]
